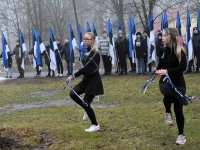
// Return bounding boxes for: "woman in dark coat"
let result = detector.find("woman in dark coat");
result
[135,32,145,74]
[66,32,104,132]
[156,28,187,145]
[115,30,129,75]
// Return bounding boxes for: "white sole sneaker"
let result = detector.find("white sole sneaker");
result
[85,124,100,132]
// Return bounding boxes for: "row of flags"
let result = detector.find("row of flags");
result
[1,8,200,71]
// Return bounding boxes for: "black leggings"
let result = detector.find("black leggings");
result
[160,82,185,135]
[70,86,98,125]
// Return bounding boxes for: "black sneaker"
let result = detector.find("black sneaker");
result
[5,76,8,78]
[9,76,12,78]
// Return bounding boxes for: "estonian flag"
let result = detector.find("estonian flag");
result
[19,30,27,70]
[176,11,182,37]
[131,16,136,63]
[147,11,156,64]
[36,29,45,70]
[161,9,168,31]
[78,24,87,60]
[92,22,98,43]
[69,24,77,60]
[197,8,200,31]
[31,28,37,68]
[117,18,121,35]
[128,15,134,63]
[49,27,58,71]
[1,32,10,71]
[186,7,193,62]
[107,18,115,65]
[86,21,91,32]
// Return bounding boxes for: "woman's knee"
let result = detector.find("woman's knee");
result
[69,90,76,99]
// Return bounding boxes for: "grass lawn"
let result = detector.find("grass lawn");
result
[0,73,200,150]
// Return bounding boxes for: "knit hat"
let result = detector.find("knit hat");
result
[46,41,50,46]
[136,32,142,36]
[16,40,19,43]
[158,33,162,37]
[193,27,198,31]
[118,30,123,35]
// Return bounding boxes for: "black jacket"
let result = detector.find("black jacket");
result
[115,37,129,55]
[0,51,12,68]
[192,33,200,51]
[56,43,63,58]
[60,42,74,62]
[43,45,50,65]
[135,37,145,58]
[156,39,164,57]
[74,48,104,95]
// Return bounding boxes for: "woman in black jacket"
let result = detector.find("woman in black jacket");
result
[115,30,129,75]
[156,28,187,145]
[135,32,145,74]
[66,32,104,132]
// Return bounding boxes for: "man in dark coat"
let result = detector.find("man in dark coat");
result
[156,32,164,65]
[115,30,129,75]
[61,37,74,75]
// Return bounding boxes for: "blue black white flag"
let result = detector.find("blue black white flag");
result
[36,30,45,70]
[49,27,58,71]
[107,19,115,65]
[86,21,91,32]
[69,24,77,60]
[161,9,168,31]
[19,30,27,70]
[92,22,98,43]
[1,32,10,71]
[176,11,182,37]
[197,8,200,31]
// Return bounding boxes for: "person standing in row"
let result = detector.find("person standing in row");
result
[0,51,12,78]
[55,39,63,76]
[115,30,129,75]
[156,28,187,145]
[61,37,74,76]
[135,32,145,74]
[98,31,112,75]
[44,41,55,77]
[156,32,164,65]
[67,32,103,132]
[11,40,24,78]
[192,27,200,73]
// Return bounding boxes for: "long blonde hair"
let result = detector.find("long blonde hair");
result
[85,32,99,55]
[164,28,186,63]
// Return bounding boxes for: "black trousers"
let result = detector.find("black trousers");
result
[160,82,185,135]
[47,63,55,76]
[70,86,98,125]
[102,55,112,73]
[36,65,41,75]
[129,57,136,71]
[56,56,63,74]
[115,55,121,72]
[144,56,152,72]
[194,50,200,68]
[118,52,127,72]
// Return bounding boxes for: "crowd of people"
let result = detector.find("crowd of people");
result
[1,26,200,78]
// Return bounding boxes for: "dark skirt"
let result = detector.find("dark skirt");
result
[76,71,104,95]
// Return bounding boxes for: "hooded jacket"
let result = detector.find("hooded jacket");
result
[192,32,200,51]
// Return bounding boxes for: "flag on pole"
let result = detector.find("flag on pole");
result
[147,11,156,64]
[86,21,91,32]
[31,28,37,68]
[186,7,193,62]
[197,8,200,31]
[176,11,182,37]
[128,15,134,63]
[36,29,45,70]
[69,24,77,60]
[117,18,121,35]
[78,24,87,60]
[49,27,58,71]
[92,22,98,43]
[131,16,136,63]
[1,32,10,71]
[19,30,27,70]
[107,19,115,65]
[161,9,168,31]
